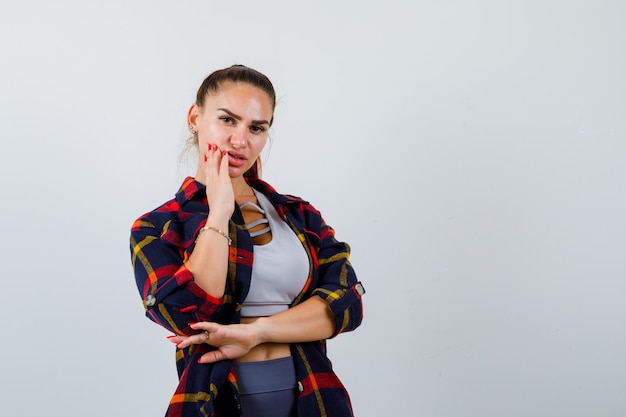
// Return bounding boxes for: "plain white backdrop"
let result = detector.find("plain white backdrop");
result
[1,1,625,416]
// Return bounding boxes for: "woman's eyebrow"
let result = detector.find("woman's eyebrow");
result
[218,108,269,125]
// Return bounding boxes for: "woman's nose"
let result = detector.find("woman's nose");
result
[230,127,248,148]
[230,132,247,149]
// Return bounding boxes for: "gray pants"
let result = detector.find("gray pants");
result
[234,357,298,417]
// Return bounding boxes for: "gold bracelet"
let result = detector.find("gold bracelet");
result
[196,225,232,245]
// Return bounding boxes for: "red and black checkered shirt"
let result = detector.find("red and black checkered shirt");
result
[130,177,365,417]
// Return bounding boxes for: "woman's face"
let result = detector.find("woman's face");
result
[189,82,273,179]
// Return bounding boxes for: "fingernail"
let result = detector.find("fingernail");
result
[223,150,227,156]
[197,359,203,364]
[207,143,210,152]
[175,342,182,347]
[166,335,176,339]
[188,322,197,326]
[203,155,207,162]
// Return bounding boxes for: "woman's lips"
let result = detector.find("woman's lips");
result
[227,151,247,167]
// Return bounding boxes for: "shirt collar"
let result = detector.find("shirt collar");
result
[174,176,307,208]
[174,176,206,206]
[249,178,308,207]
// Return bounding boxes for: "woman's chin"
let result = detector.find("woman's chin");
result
[228,165,250,178]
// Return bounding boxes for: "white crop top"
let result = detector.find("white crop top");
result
[240,190,309,317]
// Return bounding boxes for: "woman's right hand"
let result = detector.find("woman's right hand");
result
[186,144,232,297]
[203,144,234,220]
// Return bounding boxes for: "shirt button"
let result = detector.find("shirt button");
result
[145,294,156,307]
[355,283,365,295]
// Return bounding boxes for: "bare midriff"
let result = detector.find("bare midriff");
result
[234,316,291,362]
[234,195,292,362]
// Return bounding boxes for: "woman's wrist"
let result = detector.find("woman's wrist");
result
[196,225,231,245]
[251,317,271,345]
[206,211,230,227]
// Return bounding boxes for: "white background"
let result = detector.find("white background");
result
[1,1,625,416]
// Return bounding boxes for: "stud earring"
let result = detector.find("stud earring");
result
[188,124,196,134]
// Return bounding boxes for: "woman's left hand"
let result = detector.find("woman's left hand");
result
[167,322,261,364]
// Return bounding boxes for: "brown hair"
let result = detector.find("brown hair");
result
[192,65,276,180]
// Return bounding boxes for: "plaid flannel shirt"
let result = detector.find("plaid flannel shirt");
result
[130,177,365,417]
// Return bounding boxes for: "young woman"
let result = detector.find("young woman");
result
[130,65,365,417]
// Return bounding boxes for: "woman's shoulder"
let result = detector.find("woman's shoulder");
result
[131,177,205,233]
[251,180,327,231]
[131,197,184,231]
[136,177,206,228]
[131,196,207,250]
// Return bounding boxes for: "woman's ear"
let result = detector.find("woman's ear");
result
[187,103,200,128]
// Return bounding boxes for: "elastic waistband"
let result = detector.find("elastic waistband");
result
[234,357,297,395]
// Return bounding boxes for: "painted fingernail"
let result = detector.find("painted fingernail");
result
[166,335,176,339]
[203,155,207,162]
[188,322,197,326]
[223,150,228,156]
[207,143,211,152]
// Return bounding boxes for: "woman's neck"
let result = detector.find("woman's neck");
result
[195,171,254,200]
[194,169,254,199]
[231,177,255,199]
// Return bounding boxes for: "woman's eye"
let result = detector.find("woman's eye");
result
[219,116,234,124]
[250,125,266,133]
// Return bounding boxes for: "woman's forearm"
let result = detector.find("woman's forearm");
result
[174,296,337,363]
[254,296,336,344]
[184,214,230,298]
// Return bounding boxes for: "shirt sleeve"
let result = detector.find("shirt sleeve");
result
[305,211,365,338]
[130,217,227,335]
